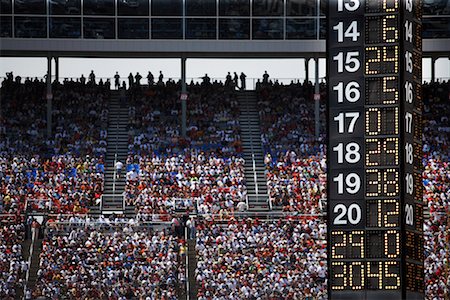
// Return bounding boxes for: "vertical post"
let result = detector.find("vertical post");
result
[181,55,187,138]
[431,57,436,82]
[314,57,320,139]
[305,58,309,82]
[54,57,59,83]
[46,56,52,138]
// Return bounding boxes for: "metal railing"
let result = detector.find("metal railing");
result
[23,226,37,299]
[252,153,259,198]
[185,227,190,300]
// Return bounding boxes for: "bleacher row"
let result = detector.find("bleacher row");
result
[0,75,448,299]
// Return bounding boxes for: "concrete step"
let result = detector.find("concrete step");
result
[187,239,197,300]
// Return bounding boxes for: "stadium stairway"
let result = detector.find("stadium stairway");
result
[24,229,44,295]
[187,239,198,300]
[101,90,132,215]
[238,90,270,212]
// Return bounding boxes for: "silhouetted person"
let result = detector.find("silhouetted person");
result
[89,70,95,83]
[114,72,120,89]
[128,73,134,88]
[225,72,232,86]
[240,72,247,90]
[135,72,142,86]
[262,71,269,84]
[158,71,164,83]
[147,71,154,85]
[233,72,238,88]
[202,73,210,85]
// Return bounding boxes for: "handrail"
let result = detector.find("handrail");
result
[107,101,121,212]
[23,227,37,299]
[252,153,259,203]
[268,189,273,211]
[185,227,190,300]
[122,191,126,212]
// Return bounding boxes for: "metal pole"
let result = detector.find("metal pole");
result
[46,56,52,138]
[54,57,59,83]
[181,56,187,138]
[314,57,320,139]
[305,58,309,83]
[431,57,435,82]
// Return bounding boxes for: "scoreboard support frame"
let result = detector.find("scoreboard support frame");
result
[326,0,424,299]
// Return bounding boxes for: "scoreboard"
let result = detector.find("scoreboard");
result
[327,0,424,299]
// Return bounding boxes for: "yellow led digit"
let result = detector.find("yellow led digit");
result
[384,168,399,196]
[383,0,398,12]
[367,262,383,289]
[365,47,381,75]
[332,262,346,290]
[366,169,381,197]
[383,46,399,73]
[332,231,346,259]
[384,200,399,227]
[384,261,401,289]
[383,15,398,43]
[366,108,381,136]
[382,76,399,104]
[384,230,400,258]
[366,138,381,166]
[350,231,365,258]
[350,262,365,290]
[384,138,399,164]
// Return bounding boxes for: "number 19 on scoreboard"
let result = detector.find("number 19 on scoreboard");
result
[327,0,424,299]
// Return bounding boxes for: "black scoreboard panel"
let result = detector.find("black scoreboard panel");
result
[327,0,423,299]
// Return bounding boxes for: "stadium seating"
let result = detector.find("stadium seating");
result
[195,217,327,299]
[34,221,186,299]
[125,83,246,218]
[0,74,449,299]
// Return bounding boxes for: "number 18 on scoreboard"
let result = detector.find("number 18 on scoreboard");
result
[326,0,423,299]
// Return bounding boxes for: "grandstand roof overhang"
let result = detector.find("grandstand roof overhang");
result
[1,39,449,58]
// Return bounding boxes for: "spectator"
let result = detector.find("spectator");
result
[114,71,120,89]
[128,73,134,89]
[115,160,124,179]
[262,70,270,84]
[233,72,239,88]
[240,72,246,90]
[135,72,142,86]
[147,71,154,86]
[89,70,95,84]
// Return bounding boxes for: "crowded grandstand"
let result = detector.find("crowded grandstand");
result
[0,72,448,299]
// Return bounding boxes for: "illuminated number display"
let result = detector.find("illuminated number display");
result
[327,0,423,297]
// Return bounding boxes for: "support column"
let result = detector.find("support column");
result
[181,56,187,138]
[314,58,320,139]
[431,57,436,82]
[46,56,53,138]
[54,57,59,83]
[305,58,309,83]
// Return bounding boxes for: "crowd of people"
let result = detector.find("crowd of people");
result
[0,219,27,300]
[0,154,104,215]
[124,82,246,218]
[1,76,108,216]
[34,223,186,299]
[195,217,327,299]
[422,80,450,299]
[124,150,247,219]
[1,70,449,299]
[257,81,327,212]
